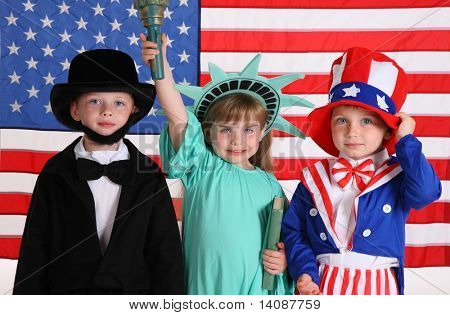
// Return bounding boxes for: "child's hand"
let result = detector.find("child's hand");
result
[395,112,416,140]
[139,33,167,66]
[263,242,287,275]
[297,273,321,295]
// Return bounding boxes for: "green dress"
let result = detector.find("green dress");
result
[160,111,293,295]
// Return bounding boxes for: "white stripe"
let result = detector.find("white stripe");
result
[380,269,387,295]
[201,52,450,73]
[0,131,161,156]
[0,259,17,295]
[279,180,300,201]
[321,266,332,295]
[280,93,450,116]
[357,269,366,295]
[389,269,399,295]
[1,173,448,202]
[371,270,377,295]
[346,268,356,295]
[0,215,25,236]
[201,8,450,30]
[332,268,344,295]
[2,130,449,159]
[405,223,450,246]
[0,173,185,198]
[404,267,450,294]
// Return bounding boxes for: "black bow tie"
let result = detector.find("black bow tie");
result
[77,158,132,185]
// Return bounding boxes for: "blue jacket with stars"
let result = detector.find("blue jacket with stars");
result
[282,134,442,294]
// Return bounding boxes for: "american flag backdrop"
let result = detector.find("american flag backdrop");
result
[0,0,449,295]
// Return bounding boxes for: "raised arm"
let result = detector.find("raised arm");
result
[140,33,187,150]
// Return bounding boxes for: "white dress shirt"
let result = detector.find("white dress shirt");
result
[329,149,389,249]
[74,138,129,255]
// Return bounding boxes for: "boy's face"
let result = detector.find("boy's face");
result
[331,105,391,160]
[208,118,265,170]
[70,92,138,136]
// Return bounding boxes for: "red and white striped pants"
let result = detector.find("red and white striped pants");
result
[319,264,399,295]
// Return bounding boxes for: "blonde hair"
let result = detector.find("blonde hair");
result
[202,93,273,171]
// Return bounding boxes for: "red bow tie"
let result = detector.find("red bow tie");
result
[331,158,375,191]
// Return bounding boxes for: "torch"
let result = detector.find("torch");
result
[133,0,169,80]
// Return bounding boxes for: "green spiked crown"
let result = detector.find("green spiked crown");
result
[175,54,314,138]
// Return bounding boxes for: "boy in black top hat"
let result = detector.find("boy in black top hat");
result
[13,49,184,294]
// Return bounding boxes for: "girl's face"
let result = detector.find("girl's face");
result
[70,92,137,136]
[208,119,265,170]
[331,105,391,160]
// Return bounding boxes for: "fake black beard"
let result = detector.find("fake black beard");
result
[80,117,135,145]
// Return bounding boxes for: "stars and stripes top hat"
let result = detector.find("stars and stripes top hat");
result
[307,47,408,156]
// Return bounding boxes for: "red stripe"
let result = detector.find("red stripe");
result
[308,161,335,230]
[202,30,450,53]
[326,266,339,295]
[384,269,390,295]
[0,237,21,260]
[405,246,450,267]
[0,194,31,215]
[319,264,329,293]
[352,269,361,294]
[407,202,450,224]
[4,191,448,222]
[201,0,450,9]
[200,73,450,94]
[376,270,382,295]
[340,268,350,295]
[275,116,450,138]
[364,270,372,295]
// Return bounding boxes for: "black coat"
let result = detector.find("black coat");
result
[13,137,184,294]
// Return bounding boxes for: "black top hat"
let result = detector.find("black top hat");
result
[50,49,156,130]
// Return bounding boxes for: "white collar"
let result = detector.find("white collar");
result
[74,137,129,165]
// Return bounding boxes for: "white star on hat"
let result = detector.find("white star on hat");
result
[376,95,389,112]
[342,84,360,97]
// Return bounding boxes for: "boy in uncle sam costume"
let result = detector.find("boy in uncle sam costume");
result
[282,47,442,295]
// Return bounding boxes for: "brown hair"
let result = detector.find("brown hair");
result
[202,93,273,171]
